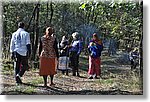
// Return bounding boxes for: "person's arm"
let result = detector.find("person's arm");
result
[77,40,82,55]
[26,32,31,57]
[53,38,59,59]
[88,46,91,54]
[38,38,42,57]
[10,33,15,53]
[26,44,31,57]
[10,33,15,59]
[59,42,65,50]
[129,52,133,60]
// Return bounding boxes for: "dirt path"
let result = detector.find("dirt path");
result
[1,52,143,95]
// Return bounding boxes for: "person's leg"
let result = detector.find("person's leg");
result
[66,69,68,75]
[72,66,76,76]
[50,75,55,86]
[65,57,69,75]
[62,70,65,74]
[133,60,137,69]
[70,52,76,76]
[76,55,80,76]
[14,53,22,84]
[131,60,134,70]
[88,56,94,79]
[94,58,101,78]
[43,75,47,86]
[19,56,28,77]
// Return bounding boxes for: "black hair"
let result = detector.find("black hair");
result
[18,22,25,28]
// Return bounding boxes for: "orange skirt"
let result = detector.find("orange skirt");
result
[39,57,57,76]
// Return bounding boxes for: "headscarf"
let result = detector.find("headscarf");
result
[72,32,79,40]
[92,33,102,45]
[45,27,54,38]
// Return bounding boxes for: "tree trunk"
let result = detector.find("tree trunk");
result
[139,1,143,78]
[27,4,37,61]
[26,5,38,31]
[50,2,53,24]
[32,4,40,60]
[46,2,49,26]
[93,13,98,24]
[47,2,49,18]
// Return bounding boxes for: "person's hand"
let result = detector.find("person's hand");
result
[11,52,15,60]
[68,45,72,48]
[57,57,59,61]
[27,51,31,59]
[11,52,17,61]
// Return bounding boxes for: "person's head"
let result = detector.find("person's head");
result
[92,33,99,41]
[133,47,138,52]
[72,32,79,40]
[45,27,54,36]
[18,22,25,28]
[62,35,67,41]
[89,42,95,47]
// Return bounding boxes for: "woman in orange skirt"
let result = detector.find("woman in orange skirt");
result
[38,27,59,87]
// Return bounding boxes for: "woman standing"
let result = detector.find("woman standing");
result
[38,27,59,87]
[58,35,69,75]
[69,32,82,76]
[88,33,103,79]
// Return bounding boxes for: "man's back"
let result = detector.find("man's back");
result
[10,28,30,56]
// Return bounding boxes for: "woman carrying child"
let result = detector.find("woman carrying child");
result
[88,33,103,79]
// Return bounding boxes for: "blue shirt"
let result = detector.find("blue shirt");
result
[10,28,31,56]
[129,51,139,60]
[88,43,103,58]
[69,40,82,55]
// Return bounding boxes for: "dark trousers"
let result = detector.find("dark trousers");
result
[14,52,28,82]
[70,51,79,75]
[131,60,137,70]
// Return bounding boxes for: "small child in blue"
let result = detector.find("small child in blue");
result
[88,42,102,58]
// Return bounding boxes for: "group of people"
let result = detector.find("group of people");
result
[10,22,139,87]
[10,22,103,86]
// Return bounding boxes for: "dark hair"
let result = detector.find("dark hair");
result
[18,22,25,28]
[92,33,99,40]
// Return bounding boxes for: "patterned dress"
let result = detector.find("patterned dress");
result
[39,35,57,76]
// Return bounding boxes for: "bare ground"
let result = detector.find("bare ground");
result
[0,52,143,95]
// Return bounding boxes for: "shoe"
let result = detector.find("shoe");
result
[16,75,22,84]
[62,71,65,75]
[88,76,93,79]
[94,76,98,79]
[73,73,76,76]
[50,83,55,86]
[66,70,69,76]
[44,84,47,87]
[77,73,80,77]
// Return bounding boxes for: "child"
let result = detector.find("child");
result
[88,42,99,58]
[129,47,139,70]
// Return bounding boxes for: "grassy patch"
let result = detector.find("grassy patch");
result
[98,79,114,85]
[15,85,37,94]
[79,56,88,71]
[29,77,43,85]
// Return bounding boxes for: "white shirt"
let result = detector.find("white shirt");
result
[10,28,31,56]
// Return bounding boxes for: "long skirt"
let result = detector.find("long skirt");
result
[58,56,69,70]
[39,57,57,76]
[88,56,101,76]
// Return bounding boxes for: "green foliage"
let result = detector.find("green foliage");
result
[3,0,142,59]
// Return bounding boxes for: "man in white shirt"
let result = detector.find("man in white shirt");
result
[10,22,31,84]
